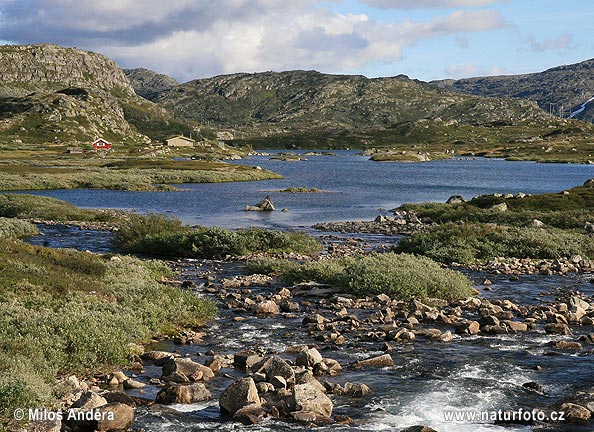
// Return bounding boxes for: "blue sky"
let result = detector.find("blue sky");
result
[0,0,591,82]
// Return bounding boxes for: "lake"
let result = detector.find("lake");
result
[17,152,594,228]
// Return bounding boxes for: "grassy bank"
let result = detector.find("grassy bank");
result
[396,223,594,264]
[400,183,594,230]
[247,252,474,301]
[114,213,321,258]
[0,158,282,191]
[0,194,118,222]
[0,217,38,238]
[0,237,216,425]
[394,181,594,264]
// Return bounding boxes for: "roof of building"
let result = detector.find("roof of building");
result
[166,135,195,142]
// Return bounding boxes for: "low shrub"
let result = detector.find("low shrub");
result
[396,222,594,264]
[0,194,114,222]
[114,215,320,258]
[0,238,216,425]
[247,252,474,301]
[0,217,38,238]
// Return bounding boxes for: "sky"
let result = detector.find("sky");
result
[0,0,592,83]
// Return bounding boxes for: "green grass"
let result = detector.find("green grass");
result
[0,194,116,222]
[247,252,474,301]
[0,217,38,238]
[114,213,321,258]
[399,183,594,230]
[0,238,216,426]
[396,222,594,264]
[0,159,282,191]
[279,187,319,193]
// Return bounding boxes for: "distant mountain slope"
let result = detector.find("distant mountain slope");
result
[157,70,552,127]
[432,58,594,123]
[152,69,593,149]
[124,68,179,101]
[0,44,198,146]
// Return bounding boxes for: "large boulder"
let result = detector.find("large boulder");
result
[295,348,323,368]
[161,358,214,381]
[251,356,295,383]
[71,391,108,410]
[219,377,261,416]
[244,196,275,211]
[289,383,333,417]
[155,383,212,404]
[93,403,135,431]
[351,354,394,369]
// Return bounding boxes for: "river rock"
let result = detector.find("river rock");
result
[93,403,134,431]
[343,382,372,397]
[296,371,326,392]
[161,358,215,381]
[256,300,279,314]
[71,391,108,410]
[295,348,323,368]
[141,351,176,362]
[220,377,261,416]
[251,356,295,383]
[544,323,572,335]
[553,341,582,350]
[561,403,591,422]
[351,354,394,369]
[401,427,438,432]
[103,391,137,407]
[233,404,269,425]
[289,383,333,417]
[156,383,212,404]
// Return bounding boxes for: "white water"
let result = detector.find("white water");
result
[568,95,594,118]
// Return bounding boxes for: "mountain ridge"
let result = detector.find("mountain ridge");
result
[432,58,594,123]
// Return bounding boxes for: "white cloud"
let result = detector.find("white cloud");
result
[362,0,506,9]
[0,1,506,81]
[526,32,574,52]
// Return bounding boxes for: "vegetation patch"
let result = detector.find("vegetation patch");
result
[279,187,319,193]
[0,217,38,238]
[0,194,116,222]
[400,183,594,230]
[396,223,594,264]
[247,252,474,301]
[114,213,320,258]
[0,238,216,424]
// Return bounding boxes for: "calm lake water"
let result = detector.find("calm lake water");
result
[16,152,594,228]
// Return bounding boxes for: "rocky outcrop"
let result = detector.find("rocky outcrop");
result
[0,44,134,97]
[433,57,594,123]
[125,68,179,100]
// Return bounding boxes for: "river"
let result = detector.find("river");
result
[22,154,594,431]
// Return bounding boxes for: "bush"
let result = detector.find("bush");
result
[247,252,474,301]
[396,223,594,264]
[0,217,38,238]
[0,194,115,222]
[0,238,216,425]
[112,212,187,252]
[115,216,320,258]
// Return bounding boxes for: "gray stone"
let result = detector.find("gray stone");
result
[219,377,261,416]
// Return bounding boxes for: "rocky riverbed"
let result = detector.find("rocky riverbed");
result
[37,244,594,432]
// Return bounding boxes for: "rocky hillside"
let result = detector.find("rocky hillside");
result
[0,44,197,146]
[433,58,594,123]
[153,69,592,148]
[125,68,179,100]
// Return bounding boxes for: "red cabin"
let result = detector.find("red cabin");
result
[92,138,112,150]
